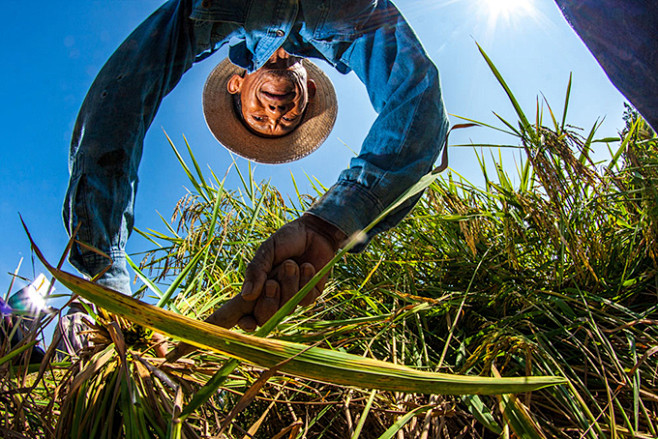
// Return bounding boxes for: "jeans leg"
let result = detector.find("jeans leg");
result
[63,0,200,294]
[555,1,658,131]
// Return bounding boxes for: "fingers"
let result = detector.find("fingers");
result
[239,213,339,329]
[253,279,281,326]
[205,294,256,329]
[238,315,258,332]
[242,259,319,329]
[252,260,300,326]
[275,260,322,308]
[299,262,324,306]
[241,221,307,302]
[278,260,300,306]
[241,237,274,301]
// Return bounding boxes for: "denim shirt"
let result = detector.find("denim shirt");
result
[63,0,449,293]
[192,0,449,244]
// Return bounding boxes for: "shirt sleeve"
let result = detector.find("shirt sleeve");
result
[306,1,449,251]
[64,0,237,293]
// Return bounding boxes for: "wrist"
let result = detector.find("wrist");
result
[300,213,348,251]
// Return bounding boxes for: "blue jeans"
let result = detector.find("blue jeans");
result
[555,0,658,131]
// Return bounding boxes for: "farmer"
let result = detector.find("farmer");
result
[555,1,658,132]
[62,0,449,334]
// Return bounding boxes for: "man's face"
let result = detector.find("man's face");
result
[227,48,316,137]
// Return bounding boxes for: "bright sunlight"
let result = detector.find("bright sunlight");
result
[479,0,539,31]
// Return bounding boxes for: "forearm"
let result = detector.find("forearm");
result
[308,1,449,249]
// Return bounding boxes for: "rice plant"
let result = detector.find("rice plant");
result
[2,48,657,438]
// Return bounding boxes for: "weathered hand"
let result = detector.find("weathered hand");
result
[238,214,347,330]
[165,215,346,361]
[237,259,312,330]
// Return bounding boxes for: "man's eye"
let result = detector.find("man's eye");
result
[282,115,298,122]
[252,115,265,122]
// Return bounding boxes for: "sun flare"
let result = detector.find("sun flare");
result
[479,0,539,30]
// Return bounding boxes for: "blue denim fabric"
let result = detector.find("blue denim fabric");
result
[63,0,449,294]
[555,1,658,131]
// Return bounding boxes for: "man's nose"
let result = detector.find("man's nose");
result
[265,102,293,118]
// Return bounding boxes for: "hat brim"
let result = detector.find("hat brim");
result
[203,58,337,164]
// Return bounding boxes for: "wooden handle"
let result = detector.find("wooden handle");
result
[165,294,254,362]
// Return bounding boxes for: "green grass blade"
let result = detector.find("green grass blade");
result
[561,73,572,133]
[498,393,546,439]
[451,114,518,137]
[608,118,640,171]
[163,131,207,203]
[126,255,163,299]
[542,94,559,132]
[157,239,213,308]
[351,390,376,439]
[462,394,503,435]
[579,119,603,164]
[377,404,433,439]
[183,134,212,202]
[477,43,532,137]
[0,340,38,366]
[179,359,238,418]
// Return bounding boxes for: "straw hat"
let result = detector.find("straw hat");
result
[203,58,337,164]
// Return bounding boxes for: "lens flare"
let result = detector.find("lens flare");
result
[479,0,539,31]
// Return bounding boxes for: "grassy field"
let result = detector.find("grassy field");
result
[1,53,657,438]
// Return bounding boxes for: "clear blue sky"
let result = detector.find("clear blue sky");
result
[0,0,626,301]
